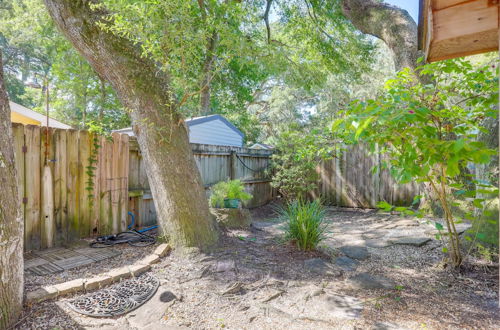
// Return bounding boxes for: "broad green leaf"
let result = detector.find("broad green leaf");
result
[473,199,485,208]
[434,222,444,231]
[376,201,393,211]
[354,117,374,140]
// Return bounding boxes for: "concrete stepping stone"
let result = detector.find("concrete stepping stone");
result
[372,321,409,330]
[340,245,369,260]
[365,239,393,248]
[335,256,359,271]
[384,219,419,229]
[387,236,431,247]
[424,222,471,235]
[215,259,236,273]
[347,273,395,290]
[304,258,334,274]
[127,288,179,329]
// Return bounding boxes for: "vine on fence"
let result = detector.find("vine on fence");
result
[85,123,109,209]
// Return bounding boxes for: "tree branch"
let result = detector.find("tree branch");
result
[264,0,272,44]
[341,0,420,71]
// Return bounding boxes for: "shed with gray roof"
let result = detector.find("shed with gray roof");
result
[113,114,244,147]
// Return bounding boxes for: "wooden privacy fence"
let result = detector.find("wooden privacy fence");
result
[314,144,419,208]
[12,123,129,251]
[12,123,416,251]
[128,139,276,227]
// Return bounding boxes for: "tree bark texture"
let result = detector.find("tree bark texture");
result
[341,0,420,71]
[0,51,24,330]
[44,0,218,250]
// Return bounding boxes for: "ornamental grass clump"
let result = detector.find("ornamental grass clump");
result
[279,200,327,251]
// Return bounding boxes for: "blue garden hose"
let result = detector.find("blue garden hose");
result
[127,211,135,229]
[128,211,158,233]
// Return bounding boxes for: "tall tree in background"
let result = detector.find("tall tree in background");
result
[44,0,218,250]
[3,0,376,140]
[0,0,128,129]
[0,50,24,330]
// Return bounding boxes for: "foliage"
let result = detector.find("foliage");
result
[245,41,393,144]
[209,179,252,208]
[335,58,498,267]
[0,0,128,130]
[278,199,327,251]
[91,0,374,138]
[1,0,379,140]
[464,198,499,260]
[271,126,332,200]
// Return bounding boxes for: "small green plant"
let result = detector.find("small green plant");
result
[278,199,327,251]
[209,179,252,208]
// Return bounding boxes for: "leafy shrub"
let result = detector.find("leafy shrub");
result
[336,58,498,267]
[271,128,332,201]
[278,200,327,251]
[209,179,253,208]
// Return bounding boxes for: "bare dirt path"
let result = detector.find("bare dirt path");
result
[15,204,499,329]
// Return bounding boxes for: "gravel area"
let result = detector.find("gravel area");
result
[15,204,499,329]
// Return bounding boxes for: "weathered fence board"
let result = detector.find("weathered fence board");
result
[315,144,419,208]
[54,129,68,245]
[13,125,128,251]
[12,124,25,218]
[24,125,41,251]
[127,139,276,228]
[98,136,112,235]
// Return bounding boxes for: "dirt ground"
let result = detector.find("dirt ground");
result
[14,203,499,329]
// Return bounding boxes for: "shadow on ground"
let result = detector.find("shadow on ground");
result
[15,204,499,329]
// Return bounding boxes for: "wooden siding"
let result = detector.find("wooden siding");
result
[188,119,243,147]
[419,0,499,62]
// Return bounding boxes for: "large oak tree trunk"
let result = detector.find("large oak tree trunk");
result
[0,51,24,330]
[44,0,218,250]
[341,0,419,71]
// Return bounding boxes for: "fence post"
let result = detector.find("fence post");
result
[230,150,237,180]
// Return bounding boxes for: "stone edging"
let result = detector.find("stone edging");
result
[26,243,171,304]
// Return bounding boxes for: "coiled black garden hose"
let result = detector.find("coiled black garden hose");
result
[90,229,156,248]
